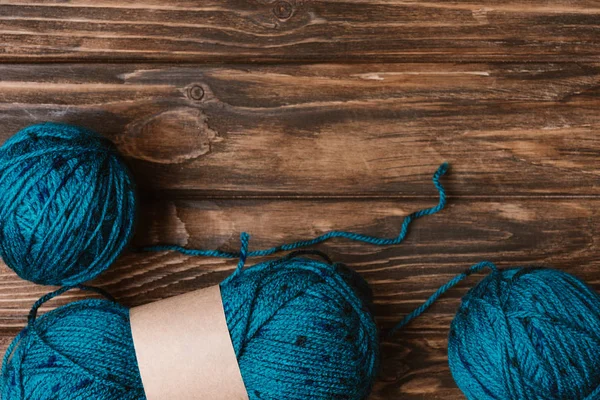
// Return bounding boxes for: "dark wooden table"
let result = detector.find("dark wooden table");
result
[0,1,599,399]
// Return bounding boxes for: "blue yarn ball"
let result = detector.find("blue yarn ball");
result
[449,268,600,400]
[2,299,144,400]
[1,257,380,400]
[0,122,136,285]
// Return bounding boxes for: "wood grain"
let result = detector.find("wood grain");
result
[1,63,599,196]
[0,198,598,399]
[0,1,599,63]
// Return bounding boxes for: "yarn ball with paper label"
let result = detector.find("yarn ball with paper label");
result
[0,122,136,286]
[1,256,380,400]
[448,267,600,400]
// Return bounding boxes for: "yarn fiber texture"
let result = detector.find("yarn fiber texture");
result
[448,267,600,400]
[0,122,136,285]
[3,299,145,400]
[1,255,380,400]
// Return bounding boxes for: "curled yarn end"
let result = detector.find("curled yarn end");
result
[141,163,450,261]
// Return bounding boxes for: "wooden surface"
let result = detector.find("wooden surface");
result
[0,2,599,399]
[1,1,600,63]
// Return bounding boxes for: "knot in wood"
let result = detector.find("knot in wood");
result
[188,84,205,101]
[273,1,293,20]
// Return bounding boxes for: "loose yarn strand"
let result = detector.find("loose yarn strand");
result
[27,284,115,325]
[144,162,449,259]
[228,232,250,281]
[387,261,498,337]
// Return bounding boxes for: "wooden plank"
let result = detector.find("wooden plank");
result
[0,198,598,399]
[1,63,599,196]
[0,1,599,63]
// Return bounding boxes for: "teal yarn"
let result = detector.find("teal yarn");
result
[222,250,379,399]
[2,294,145,399]
[392,262,600,400]
[450,267,600,399]
[2,287,145,400]
[0,122,136,285]
[144,162,449,258]
[1,161,449,399]
[2,251,379,400]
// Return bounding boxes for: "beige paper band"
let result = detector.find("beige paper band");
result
[130,285,249,400]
